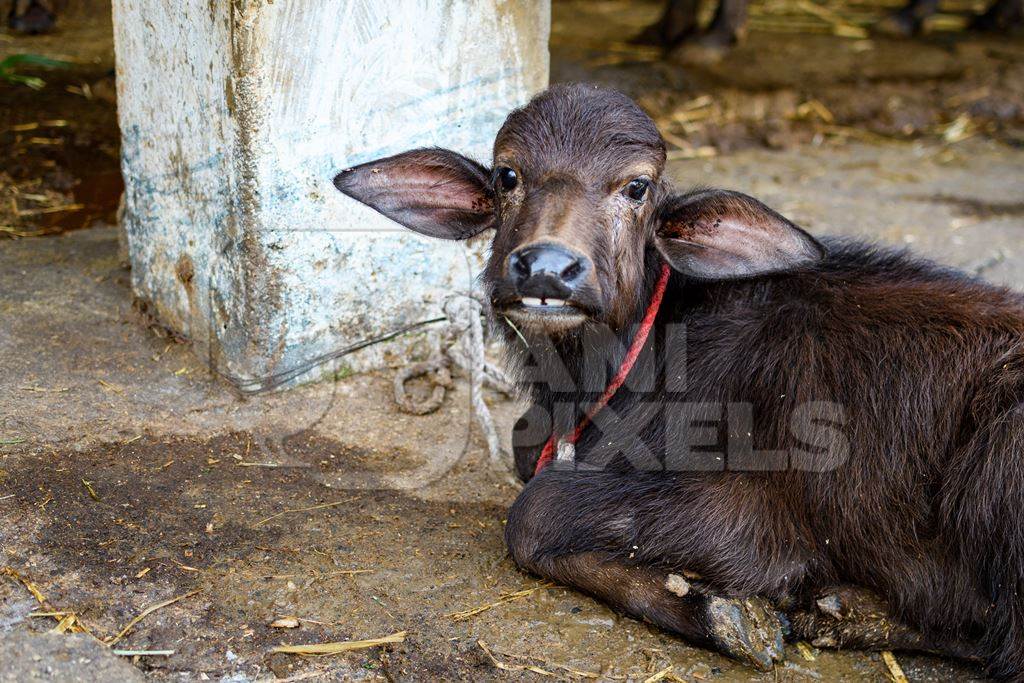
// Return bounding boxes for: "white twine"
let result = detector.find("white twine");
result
[393,291,515,478]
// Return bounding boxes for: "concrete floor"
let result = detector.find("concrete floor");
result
[2,1,1023,681]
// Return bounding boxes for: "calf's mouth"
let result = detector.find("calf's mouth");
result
[493,294,593,333]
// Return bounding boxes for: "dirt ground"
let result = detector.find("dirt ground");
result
[1,1,1022,681]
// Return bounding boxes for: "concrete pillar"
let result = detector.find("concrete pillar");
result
[112,1,549,389]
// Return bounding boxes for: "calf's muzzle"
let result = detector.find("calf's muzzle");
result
[507,243,590,305]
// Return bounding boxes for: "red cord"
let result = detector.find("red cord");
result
[533,262,672,476]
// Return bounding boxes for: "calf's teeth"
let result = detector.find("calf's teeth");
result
[520,297,567,308]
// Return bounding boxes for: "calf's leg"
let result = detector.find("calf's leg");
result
[506,468,990,668]
[505,468,791,670]
[788,585,981,661]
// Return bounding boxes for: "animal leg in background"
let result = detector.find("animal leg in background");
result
[8,0,55,34]
[633,0,701,46]
[634,0,749,62]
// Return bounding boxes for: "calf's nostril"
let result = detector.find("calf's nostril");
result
[509,252,532,280]
[561,260,584,282]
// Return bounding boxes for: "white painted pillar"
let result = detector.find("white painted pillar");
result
[112,1,549,388]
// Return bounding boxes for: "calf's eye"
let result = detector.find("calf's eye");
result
[496,167,518,191]
[624,178,649,201]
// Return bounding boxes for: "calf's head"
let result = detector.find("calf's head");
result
[334,84,824,334]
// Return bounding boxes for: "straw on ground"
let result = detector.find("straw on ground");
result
[271,631,406,656]
[446,581,553,621]
[107,589,202,646]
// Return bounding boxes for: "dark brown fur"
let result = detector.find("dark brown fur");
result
[505,237,1024,676]
[335,83,1024,679]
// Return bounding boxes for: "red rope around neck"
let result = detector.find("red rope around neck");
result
[533,262,672,476]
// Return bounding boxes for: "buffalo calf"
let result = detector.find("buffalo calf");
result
[336,83,1024,679]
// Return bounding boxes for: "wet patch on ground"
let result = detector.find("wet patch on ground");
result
[0,433,511,679]
[0,65,122,238]
[1,4,120,238]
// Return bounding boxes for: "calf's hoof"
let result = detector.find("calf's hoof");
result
[705,596,785,671]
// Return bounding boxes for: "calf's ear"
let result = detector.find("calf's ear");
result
[333,148,495,240]
[655,189,825,279]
